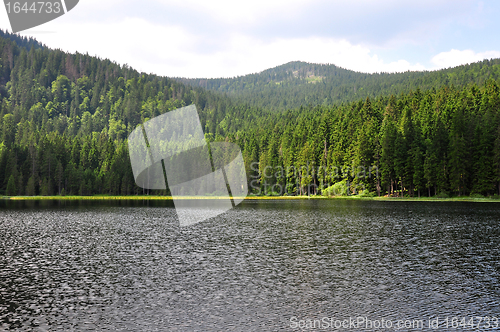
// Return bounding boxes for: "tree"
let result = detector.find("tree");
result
[6,174,15,196]
[56,161,64,195]
[380,99,398,195]
[26,176,35,196]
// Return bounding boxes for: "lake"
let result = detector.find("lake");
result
[1,199,500,331]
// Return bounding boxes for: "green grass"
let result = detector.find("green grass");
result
[305,75,323,84]
[0,195,500,202]
[6,195,172,200]
[368,196,499,202]
[2,195,500,202]
[6,195,245,200]
[247,195,500,202]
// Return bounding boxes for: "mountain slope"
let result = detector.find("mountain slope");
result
[0,30,258,196]
[1,31,500,199]
[177,60,500,110]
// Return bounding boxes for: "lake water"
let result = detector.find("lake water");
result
[1,199,500,331]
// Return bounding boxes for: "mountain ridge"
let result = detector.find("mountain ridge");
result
[3,28,499,111]
[176,59,500,110]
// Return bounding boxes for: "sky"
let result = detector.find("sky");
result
[1,0,500,78]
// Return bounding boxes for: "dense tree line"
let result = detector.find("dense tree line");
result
[0,30,261,196]
[1,30,500,198]
[237,82,500,197]
[178,60,500,111]
[0,30,44,53]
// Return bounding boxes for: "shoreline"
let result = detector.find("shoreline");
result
[2,195,500,202]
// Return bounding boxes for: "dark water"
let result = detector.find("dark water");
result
[1,199,500,331]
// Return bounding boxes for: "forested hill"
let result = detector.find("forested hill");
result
[0,30,248,135]
[0,29,45,51]
[1,30,500,199]
[177,60,500,110]
[0,30,260,196]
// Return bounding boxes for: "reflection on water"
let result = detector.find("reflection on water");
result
[1,199,500,331]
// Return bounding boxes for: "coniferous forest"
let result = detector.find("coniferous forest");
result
[1,30,500,198]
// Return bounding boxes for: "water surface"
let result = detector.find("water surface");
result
[1,199,499,331]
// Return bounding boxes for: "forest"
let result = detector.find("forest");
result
[1,30,500,198]
[177,59,500,111]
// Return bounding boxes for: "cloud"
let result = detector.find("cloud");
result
[1,0,498,78]
[146,0,483,47]
[431,49,500,68]
[15,14,426,78]
[219,36,426,76]
[154,0,308,25]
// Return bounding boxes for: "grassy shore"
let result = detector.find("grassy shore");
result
[2,195,500,202]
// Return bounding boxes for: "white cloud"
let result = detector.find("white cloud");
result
[154,0,308,25]
[1,1,496,78]
[219,36,426,76]
[0,6,10,31]
[431,49,500,68]
[12,16,425,78]
[15,17,196,74]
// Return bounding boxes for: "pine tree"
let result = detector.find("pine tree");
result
[6,174,15,196]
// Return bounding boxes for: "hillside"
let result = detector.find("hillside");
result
[1,30,500,198]
[177,60,500,110]
[0,30,258,196]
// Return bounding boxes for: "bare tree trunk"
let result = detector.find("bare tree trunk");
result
[376,177,381,197]
[313,172,317,195]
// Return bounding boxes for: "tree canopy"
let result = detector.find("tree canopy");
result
[1,30,500,198]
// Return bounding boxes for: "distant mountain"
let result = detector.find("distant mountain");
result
[176,60,500,110]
